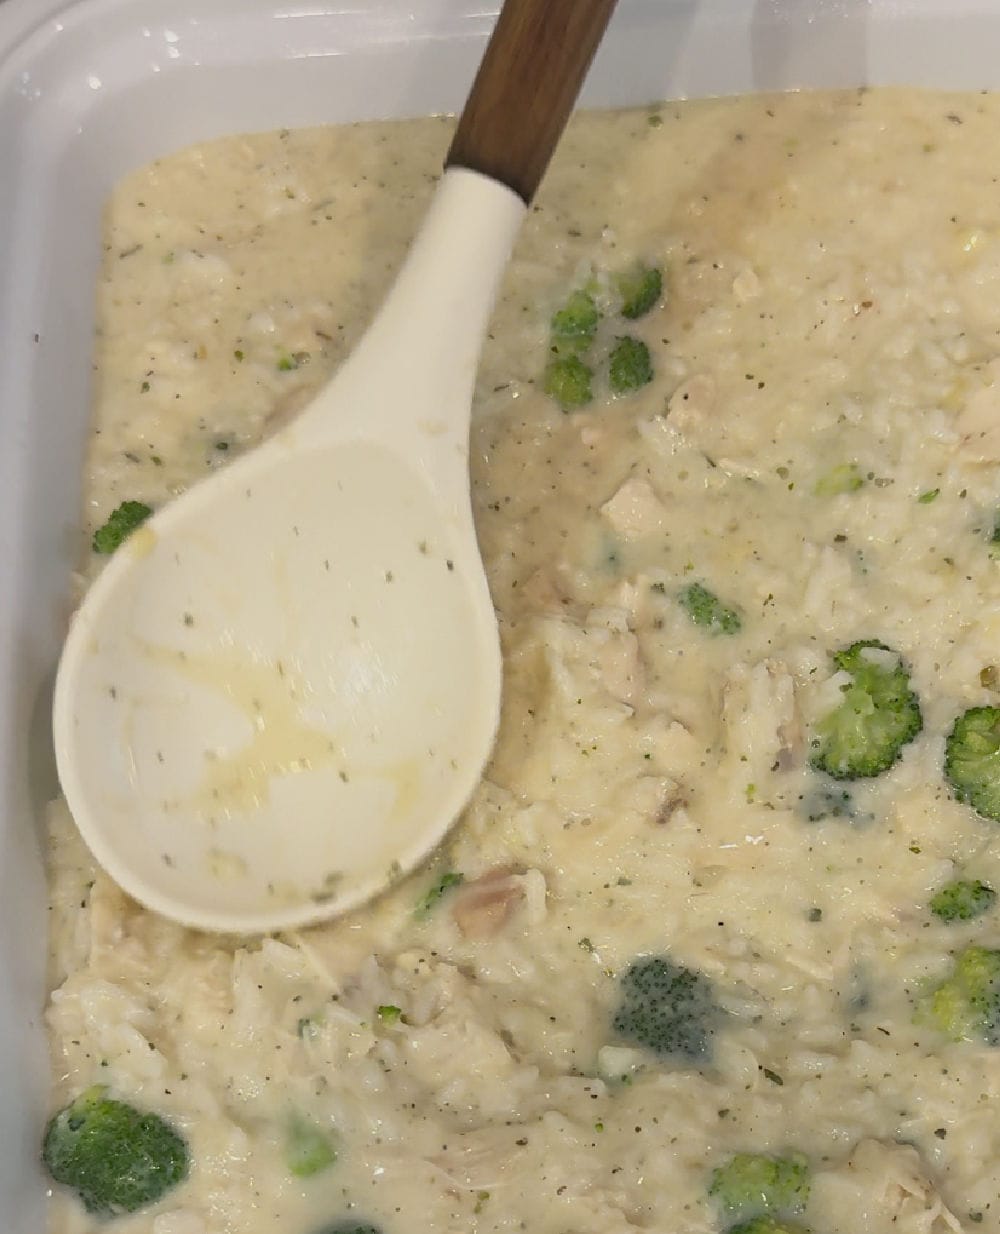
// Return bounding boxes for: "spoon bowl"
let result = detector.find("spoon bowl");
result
[55,446,502,932]
[53,0,618,932]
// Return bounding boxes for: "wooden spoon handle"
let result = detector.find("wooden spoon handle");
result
[446,0,619,204]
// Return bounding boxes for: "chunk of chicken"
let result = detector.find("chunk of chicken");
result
[452,867,526,939]
[812,1139,964,1234]
[600,476,668,541]
[667,373,717,436]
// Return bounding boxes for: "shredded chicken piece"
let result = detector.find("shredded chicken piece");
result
[653,782,687,825]
[815,1139,965,1234]
[667,373,716,432]
[851,1140,964,1234]
[600,476,669,540]
[452,867,526,939]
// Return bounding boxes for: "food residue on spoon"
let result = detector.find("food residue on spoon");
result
[139,644,343,818]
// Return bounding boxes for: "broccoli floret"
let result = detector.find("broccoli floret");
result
[544,355,593,410]
[609,336,653,394]
[728,1219,811,1234]
[42,1086,188,1217]
[315,1223,383,1234]
[921,945,1000,1044]
[286,1116,336,1178]
[679,582,742,635]
[930,878,997,923]
[92,500,153,554]
[799,784,854,823]
[613,955,721,1061]
[809,640,922,780]
[550,289,599,354]
[414,870,464,919]
[798,782,875,827]
[813,463,864,496]
[709,1152,811,1221]
[616,262,663,319]
[945,706,1000,822]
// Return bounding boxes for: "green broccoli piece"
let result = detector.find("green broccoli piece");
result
[414,870,464,919]
[550,289,599,355]
[921,945,1000,1044]
[813,463,864,496]
[613,955,721,1061]
[609,336,653,394]
[92,500,153,554]
[543,355,593,410]
[728,1219,811,1234]
[799,784,854,823]
[930,878,997,923]
[808,640,922,780]
[315,1223,383,1234]
[945,706,1000,822]
[42,1086,188,1217]
[286,1116,336,1178]
[709,1152,811,1221]
[615,262,663,319]
[679,582,742,635]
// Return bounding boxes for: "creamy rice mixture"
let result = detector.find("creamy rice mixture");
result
[45,89,1000,1233]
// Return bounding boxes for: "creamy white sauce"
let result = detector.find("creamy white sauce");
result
[46,90,1000,1234]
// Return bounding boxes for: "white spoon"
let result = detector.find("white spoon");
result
[52,0,618,933]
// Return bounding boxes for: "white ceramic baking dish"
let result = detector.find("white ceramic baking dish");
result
[3,0,1000,1225]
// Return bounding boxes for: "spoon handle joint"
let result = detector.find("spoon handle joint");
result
[446,0,619,203]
